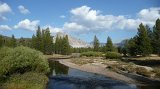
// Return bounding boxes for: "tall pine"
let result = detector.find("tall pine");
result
[137,23,152,56]
[62,35,70,55]
[105,36,114,52]
[43,28,53,54]
[0,35,3,47]
[153,18,160,56]
[31,34,36,48]
[93,35,99,51]
[35,26,43,52]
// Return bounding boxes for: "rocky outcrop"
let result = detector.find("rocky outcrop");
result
[53,32,91,48]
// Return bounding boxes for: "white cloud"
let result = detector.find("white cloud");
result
[18,5,30,14]
[138,7,160,26]
[71,6,100,21]
[0,2,12,21]
[69,5,135,32]
[0,25,11,30]
[42,25,63,34]
[63,22,86,31]
[0,3,11,14]
[12,6,160,35]
[138,7,160,22]
[61,6,160,33]
[60,15,66,18]
[14,19,39,31]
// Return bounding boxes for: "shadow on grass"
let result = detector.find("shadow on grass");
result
[121,57,160,67]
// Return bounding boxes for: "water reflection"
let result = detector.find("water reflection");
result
[49,61,69,75]
[47,60,160,89]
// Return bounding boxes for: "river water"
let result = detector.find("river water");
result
[47,60,160,89]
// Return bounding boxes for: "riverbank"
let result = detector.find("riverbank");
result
[58,59,136,83]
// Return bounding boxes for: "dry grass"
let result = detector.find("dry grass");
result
[2,72,48,89]
[70,56,160,78]
[153,67,160,78]
[71,58,94,65]
[45,54,71,59]
[104,60,155,78]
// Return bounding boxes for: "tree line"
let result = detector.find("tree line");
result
[93,35,116,52]
[120,18,160,56]
[1,18,160,56]
[54,35,71,55]
[71,35,116,53]
[31,26,53,54]
[0,35,32,48]
[0,35,16,48]
[75,18,160,57]
[31,26,71,55]
[0,26,71,55]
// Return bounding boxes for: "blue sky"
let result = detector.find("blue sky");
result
[0,0,160,43]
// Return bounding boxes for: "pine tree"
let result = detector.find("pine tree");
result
[105,36,114,52]
[59,37,62,54]
[146,25,153,41]
[55,36,59,54]
[93,35,99,51]
[55,35,70,55]
[137,23,152,56]
[31,34,36,48]
[66,35,71,54]
[0,35,3,47]
[31,27,53,54]
[62,35,70,55]
[10,35,16,47]
[55,36,62,54]
[153,18,160,56]
[126,37,138,56]
[35,26,43,52]
[43,28,53,54]
[41,29,45,53]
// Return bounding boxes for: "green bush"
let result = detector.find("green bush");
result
[105,52,122,59]
[80,51,103,57]
[2,72,48,89]
[0,46,50,78]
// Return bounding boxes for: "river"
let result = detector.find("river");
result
[47,60,160,89]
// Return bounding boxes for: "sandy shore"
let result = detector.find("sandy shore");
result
[58,59,137,84]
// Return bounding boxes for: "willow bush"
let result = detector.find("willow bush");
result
[80,51,103,57]
[0,46,50,79]
[105,52,122,59]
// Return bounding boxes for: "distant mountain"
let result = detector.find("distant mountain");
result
[114,39,128,47]
[53,32,91,48]
[90,40,127,48]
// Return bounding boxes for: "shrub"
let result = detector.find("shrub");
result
[80,51,103,57]
[2,72,48,89]
[105,52,122,59]
[0,47,12,61]
[0,46,50,78]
